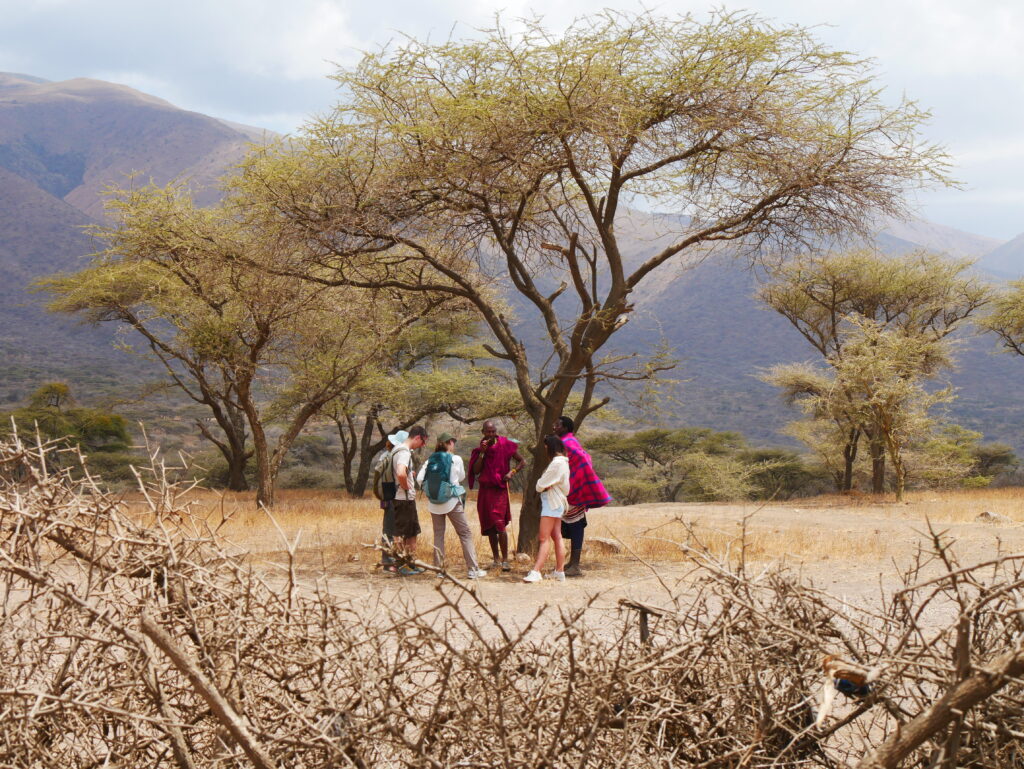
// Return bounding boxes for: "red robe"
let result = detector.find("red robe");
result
[468,436,516,534]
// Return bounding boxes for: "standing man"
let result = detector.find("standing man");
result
[553,415,611,577]
[392,425,429,575]
[469,420,525,571]
[372,429,408,572]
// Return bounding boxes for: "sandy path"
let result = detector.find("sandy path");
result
[260,498,1024,629]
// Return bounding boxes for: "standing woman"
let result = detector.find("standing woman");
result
[418,433,487,579]
[523,435,569,583]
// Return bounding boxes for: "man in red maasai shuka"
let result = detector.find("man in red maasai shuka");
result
[468,420,524,571]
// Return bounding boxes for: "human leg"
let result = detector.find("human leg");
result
[552,523,565,573]
[498,530,509,565]
[447,504,479,573]
[561,513,588,577]
[393,500,422,573]
[486,532,501,565]
[431,513,447,568]
[380,500,397,567]
[530,517,555,574]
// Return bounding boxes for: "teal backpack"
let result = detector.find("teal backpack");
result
[424,451,455,504]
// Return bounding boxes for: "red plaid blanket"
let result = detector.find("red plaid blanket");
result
[562,433,611,509]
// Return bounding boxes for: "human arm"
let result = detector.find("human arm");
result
[505,448,526,482]
[451,455,465,485]
[395,448,413,492]
[471,439,490,476]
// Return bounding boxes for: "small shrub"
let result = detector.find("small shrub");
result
[278,467,342,489]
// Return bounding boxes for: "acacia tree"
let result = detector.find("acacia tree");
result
[766,319,954,500]
[40,184,448,507]
[980,279,1024,358]
[238,10,947,546]
[328,315,521,496]
[759,249,988,491]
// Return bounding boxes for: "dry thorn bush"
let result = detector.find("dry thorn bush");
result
[1,432,1022,768]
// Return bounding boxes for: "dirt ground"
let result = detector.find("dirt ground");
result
[260,495,1024,630]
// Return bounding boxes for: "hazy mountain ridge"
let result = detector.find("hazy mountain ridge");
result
[0,73,271,408]
[2,72,1024,452]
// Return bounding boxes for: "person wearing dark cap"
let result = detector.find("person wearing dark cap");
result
[418,433,486,579]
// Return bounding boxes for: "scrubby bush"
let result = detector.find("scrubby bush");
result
[277,467,342,490]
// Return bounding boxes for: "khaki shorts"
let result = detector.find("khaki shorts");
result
[393,499,421,538]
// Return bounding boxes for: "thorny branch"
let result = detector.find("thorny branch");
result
[0,433,1021,768]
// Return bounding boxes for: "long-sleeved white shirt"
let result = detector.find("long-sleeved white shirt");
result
[535,455,570,512]
[417,453,466,515]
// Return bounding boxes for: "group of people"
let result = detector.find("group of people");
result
[372,417,610,581]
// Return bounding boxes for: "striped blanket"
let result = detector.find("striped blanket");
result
[562,433,610,521]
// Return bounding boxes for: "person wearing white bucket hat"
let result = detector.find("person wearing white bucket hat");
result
[372,429,409,571]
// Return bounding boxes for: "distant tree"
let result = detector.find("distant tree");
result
[759,249,988,491]
[902,425,1011,490]
[327,314,521,496]
[767,319,955,500]
[0,383,133,477]
[588,427,793,503]
[237,10,948,547]
[972,442,1018,480]
[40,184,453,507]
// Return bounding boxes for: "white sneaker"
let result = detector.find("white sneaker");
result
[522,570,542,583]
[467,569,487,579]
[551,571,566,582]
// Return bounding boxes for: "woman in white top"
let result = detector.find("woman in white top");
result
[523,435,570,583]
[417,433,486,579]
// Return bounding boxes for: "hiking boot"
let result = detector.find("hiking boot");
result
[564,564,583,578]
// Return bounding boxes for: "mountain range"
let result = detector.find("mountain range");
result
[2,72,1023,451]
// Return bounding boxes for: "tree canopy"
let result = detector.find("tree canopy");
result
[760,249,989,494]
[236,9,947,545]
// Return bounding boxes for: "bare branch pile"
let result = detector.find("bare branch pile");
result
[0,434,1021,767]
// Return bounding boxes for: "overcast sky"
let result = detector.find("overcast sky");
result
[2,0,1022,239]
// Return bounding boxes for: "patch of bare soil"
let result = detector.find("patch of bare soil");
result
[274,498,1024,629]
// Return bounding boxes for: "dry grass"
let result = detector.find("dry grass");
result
[119,483,1024,572]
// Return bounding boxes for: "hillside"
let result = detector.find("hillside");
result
[1,72,1023,453]
[978,232,1024,278]
[572,210,1021,448]
[0,73,270,410]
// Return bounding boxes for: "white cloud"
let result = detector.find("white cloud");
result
[0,0,1021,237]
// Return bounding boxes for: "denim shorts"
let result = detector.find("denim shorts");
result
[540,495,564,519]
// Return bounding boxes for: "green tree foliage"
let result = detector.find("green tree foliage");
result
[589,427,814,503]
[0,383,137,481]
[766,319,956,501]
[237,10,947,545]
[39,183,459,507]
[760,249,989,493]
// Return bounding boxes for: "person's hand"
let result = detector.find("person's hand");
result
[503,470,514,481]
